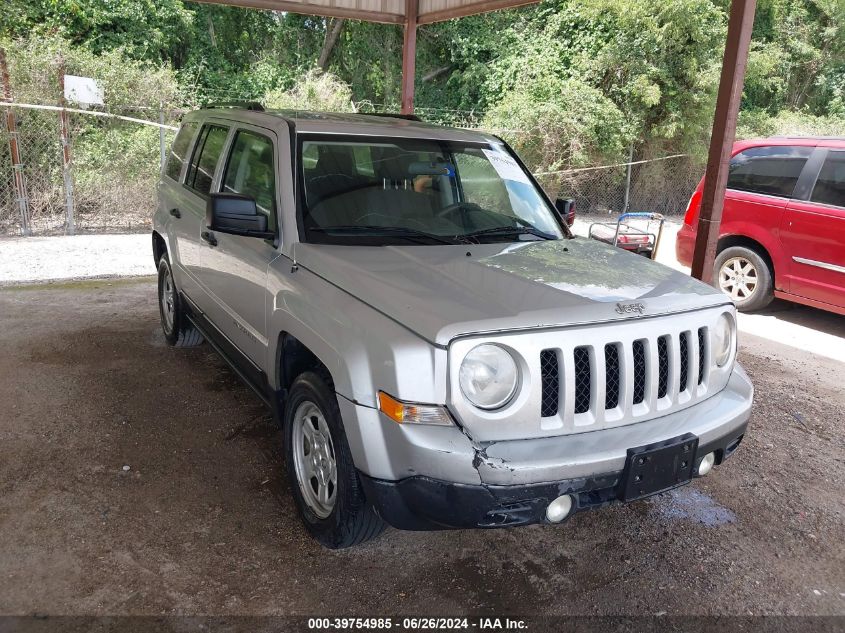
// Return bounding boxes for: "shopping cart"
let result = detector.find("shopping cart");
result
[588,212,665,260]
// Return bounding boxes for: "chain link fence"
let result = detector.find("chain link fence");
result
[535,155,702,220]
[0,99,702,237]
[0,103,178,235]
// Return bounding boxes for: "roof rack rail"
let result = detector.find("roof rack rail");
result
[364,112,422,122]
[202,101,265,112]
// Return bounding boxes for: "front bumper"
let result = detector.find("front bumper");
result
[341,365,753,530]
[360,421,746,530]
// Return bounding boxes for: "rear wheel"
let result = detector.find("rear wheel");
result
[713,246,774,312]
[284,371,386,549]
[157,255,204,347]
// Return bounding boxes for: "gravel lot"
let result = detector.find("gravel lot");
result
[0,234,154,285]
[0,278,843,618]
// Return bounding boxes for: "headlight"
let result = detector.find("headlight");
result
[459,344,519,410]
[712,312,735,367]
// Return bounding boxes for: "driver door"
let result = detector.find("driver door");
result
[194,123,282,371]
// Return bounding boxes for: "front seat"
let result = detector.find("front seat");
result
[307,146,360,205]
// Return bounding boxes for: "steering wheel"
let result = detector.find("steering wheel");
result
[354,213,429,231]
[435,201,486,221]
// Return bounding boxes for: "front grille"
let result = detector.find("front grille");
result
[573,347,591,414]
[538,326,710,420]
[632,340,647,405]
[540,350,559,417]
[605,344,620,409]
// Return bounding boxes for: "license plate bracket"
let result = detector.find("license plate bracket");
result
[621,433,699,501]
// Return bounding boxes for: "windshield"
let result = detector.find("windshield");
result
[298,135,565,245]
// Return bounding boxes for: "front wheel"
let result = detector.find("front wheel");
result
[712,246,774,312]
[284,371,386,549]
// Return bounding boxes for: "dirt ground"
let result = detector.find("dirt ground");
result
[0,278,843,618]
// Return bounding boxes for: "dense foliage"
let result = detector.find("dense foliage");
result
[2,0,844,171]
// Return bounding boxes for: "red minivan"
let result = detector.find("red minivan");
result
[677,137,845,314]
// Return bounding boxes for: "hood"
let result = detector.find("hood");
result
[293,238,729,346]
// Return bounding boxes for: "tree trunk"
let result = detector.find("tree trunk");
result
[422,65,452,83]
[207,15,217,48]
[318,18,345,70]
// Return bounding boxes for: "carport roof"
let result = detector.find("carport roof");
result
[191,0,540,24]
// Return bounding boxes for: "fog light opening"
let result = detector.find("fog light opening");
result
[696,452,716,477]
[546,495,574,523]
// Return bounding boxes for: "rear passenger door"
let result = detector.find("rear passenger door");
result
[159,120,201,298]
[195,124,281,372]
[781,149,845,309]
[180,121,230,309]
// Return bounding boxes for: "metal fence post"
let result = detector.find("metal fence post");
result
[159,103,166,174]
[622,144,633,213]
[57,59,76,235]
[0,48,31,236]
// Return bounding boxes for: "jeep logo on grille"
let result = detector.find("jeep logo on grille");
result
[615,302,645,315]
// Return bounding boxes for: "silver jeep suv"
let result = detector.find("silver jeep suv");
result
[153,105,753,548]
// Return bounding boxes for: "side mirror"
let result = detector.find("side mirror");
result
[555,198,576,227]
[207,192,274,239]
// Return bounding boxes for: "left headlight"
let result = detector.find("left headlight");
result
[459,344,519,410]
[712,312,736,367]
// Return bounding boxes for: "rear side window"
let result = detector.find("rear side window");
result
[165,121,198,181]
[810,151,845,208]
[186,125,229,194]
[728,146,813,198]
[222,130,277,230]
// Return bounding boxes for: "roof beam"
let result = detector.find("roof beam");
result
[417,0,539,25]
[190,0,405,24]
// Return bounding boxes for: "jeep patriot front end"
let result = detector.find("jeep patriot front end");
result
[153,107,752,548]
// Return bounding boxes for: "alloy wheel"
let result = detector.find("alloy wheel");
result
[292,400,337,519]
[718,256,758,302]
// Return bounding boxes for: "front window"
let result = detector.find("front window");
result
[299,136,564,245]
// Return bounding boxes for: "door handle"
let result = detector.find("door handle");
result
[169,208,181,219]
[201,230,218,247]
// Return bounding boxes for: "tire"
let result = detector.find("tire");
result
[713,246,774,312]
[157,255,204,347]
[284,371,386,549]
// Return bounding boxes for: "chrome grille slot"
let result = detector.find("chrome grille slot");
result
[657,335,669,399]
[540,349,559,417]
[632,339,647,405]
[604,343,620,409]
[573,347,591,414]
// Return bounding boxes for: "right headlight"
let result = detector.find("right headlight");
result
[459,344,519,410]
[712,312,736,367]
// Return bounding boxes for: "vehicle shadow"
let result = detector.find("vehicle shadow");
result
[747,299,845,338]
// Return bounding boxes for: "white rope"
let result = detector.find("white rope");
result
[0,101,178,131]
[534,153,690,176]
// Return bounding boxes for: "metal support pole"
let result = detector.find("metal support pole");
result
[691,0,756,281]
[0,48,31,236]
[58,60,76,235]
[622,143,634,213]
[159,104,166,174]
[400,0,418,114]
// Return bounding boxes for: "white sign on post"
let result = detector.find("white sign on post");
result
[63,75,104,107]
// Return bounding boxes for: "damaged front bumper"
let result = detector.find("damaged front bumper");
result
[340,366,753,531]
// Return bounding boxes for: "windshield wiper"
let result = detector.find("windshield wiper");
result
[309,225,459,245]
[459,224,557,241]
